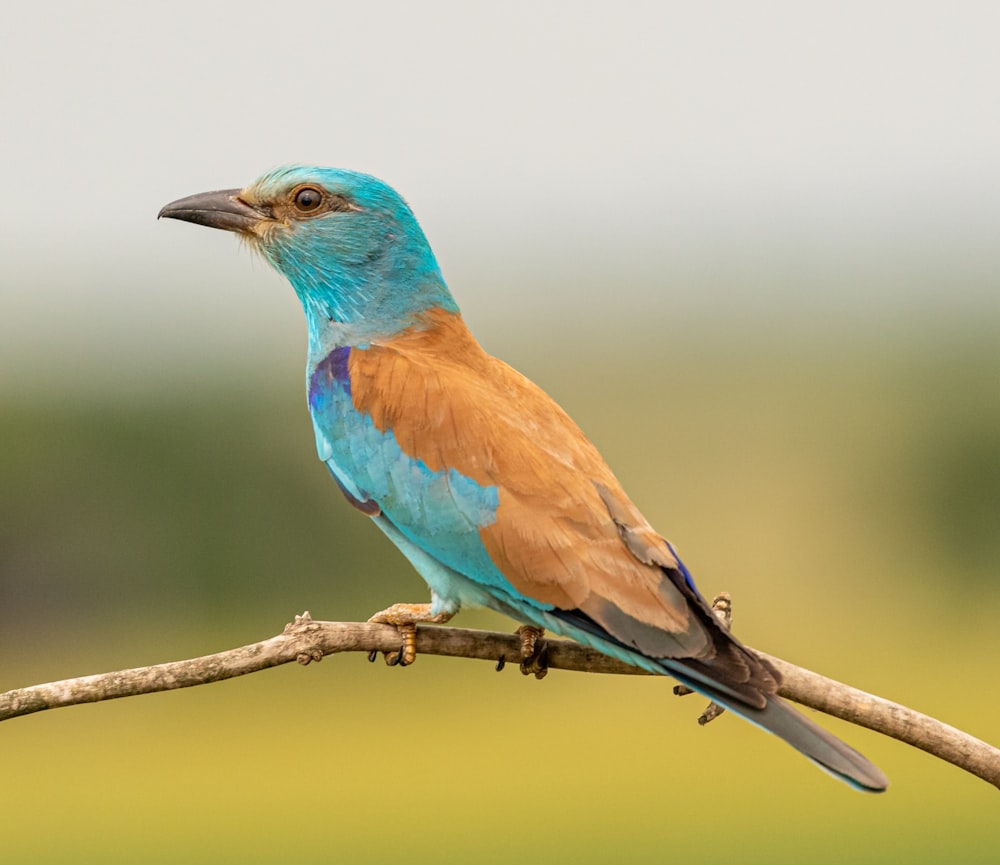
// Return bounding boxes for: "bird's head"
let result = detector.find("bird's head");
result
[159,166,457,344]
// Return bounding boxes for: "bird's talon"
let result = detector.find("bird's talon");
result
[367,602,452,667]
[698,703,726,725]
[368,650,379,663]
[496,656,506,672]
[687,593,732,721]
[396,623,417,666]
[516,625,548,679]
[672,594,733,720]
[710,592,733,629]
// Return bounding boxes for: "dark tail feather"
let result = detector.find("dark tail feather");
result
[546,606,887,790]
[666,663,889,792]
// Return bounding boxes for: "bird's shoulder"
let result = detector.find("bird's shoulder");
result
[344,307,604,484]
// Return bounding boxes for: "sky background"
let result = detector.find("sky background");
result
[2,3,999,863]
[3,0,999,396]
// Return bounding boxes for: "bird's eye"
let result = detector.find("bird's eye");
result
[293,186,323,213]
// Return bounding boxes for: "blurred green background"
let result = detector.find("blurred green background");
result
[3,3,1000,863]
[4,325,999,862]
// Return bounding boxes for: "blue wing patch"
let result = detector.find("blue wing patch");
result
[308,348,554,613]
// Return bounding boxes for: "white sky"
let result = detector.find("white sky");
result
[2,1,998,393]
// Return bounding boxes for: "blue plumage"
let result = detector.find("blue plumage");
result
[159,165,889,792]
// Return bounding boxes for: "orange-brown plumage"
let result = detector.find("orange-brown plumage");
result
[346,308,776,683]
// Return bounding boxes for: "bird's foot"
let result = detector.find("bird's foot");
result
[696,703,727,726]
[672,685,727,725]
[673,592,733,724]
[516,625,548,679]
[367,603,453,667]
[709,592,732,629]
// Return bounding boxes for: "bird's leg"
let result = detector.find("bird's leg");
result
[674,592,732,724]
[516,625,549,679]
[367,603,454,667]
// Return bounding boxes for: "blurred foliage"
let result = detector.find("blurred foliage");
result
[2,326,998,862]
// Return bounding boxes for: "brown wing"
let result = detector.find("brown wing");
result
[349,308,776,699]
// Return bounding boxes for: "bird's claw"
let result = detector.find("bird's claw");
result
[383,623,416,667]
[516,625,548,679]
[697,702,726,725]
[367,602,453,667]
[674,592,732,724]
[675,685,726,724]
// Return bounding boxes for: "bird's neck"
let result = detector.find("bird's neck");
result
[260,217,459,354]
[281,263,459,359]
[314,304,485,364]
[297,273,460,363]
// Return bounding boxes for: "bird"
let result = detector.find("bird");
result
[159,165,888,792]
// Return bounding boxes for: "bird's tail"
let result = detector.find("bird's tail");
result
[664,661,888,792]
[543,599,887,790]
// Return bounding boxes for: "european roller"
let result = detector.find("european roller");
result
[160,166,888,792]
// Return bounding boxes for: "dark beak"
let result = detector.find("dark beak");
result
[158,189,267,233]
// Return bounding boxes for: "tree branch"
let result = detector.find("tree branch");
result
[2,613,997,789]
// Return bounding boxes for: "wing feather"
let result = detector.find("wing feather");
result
[346,309,750,669]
